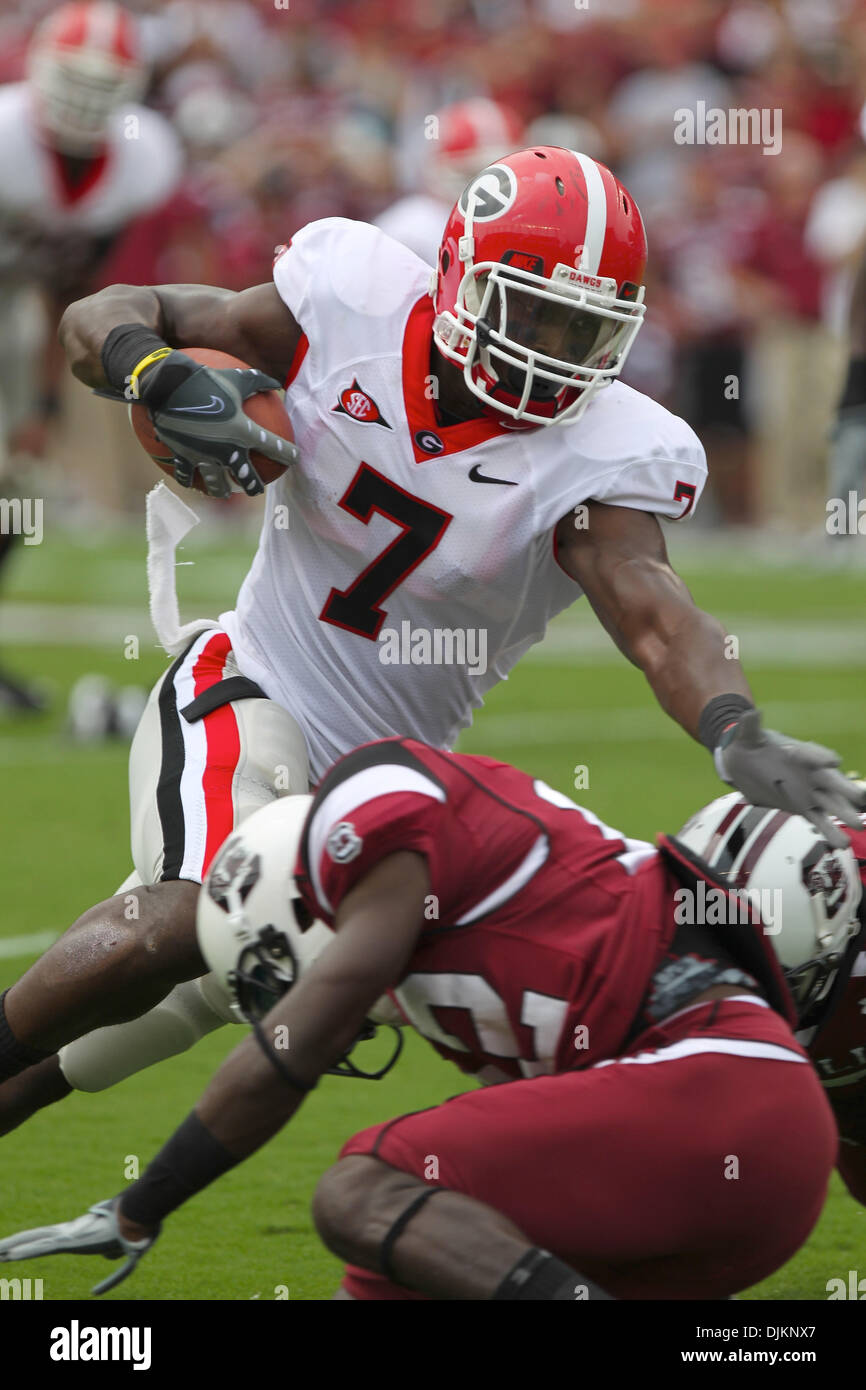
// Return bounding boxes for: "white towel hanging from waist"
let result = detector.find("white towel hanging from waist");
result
[145,482,220,657]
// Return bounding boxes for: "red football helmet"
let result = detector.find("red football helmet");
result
[28,1,145,155]
[427,98,525,204]
[432,147,647,427]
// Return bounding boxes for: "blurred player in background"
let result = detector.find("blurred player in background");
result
[0,0,182,710]
[375,98,524,266]
[826,239,866,530]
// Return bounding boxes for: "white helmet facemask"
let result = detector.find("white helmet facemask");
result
[29,47,144,154]
[433,177,645,427]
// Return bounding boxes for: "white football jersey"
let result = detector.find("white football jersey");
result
[221,218,706,781]
[374,193,451,267]
[0,82,182,274]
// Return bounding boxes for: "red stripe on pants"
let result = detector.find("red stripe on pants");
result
[191,632,241,875]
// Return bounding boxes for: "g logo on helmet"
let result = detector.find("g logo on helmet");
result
[458,164,517,222]
[326,821,362,864]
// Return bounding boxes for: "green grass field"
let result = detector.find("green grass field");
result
[0,523,864,1300]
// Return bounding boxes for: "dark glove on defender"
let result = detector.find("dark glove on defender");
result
[716,709,866,850]
[138,353,297,499]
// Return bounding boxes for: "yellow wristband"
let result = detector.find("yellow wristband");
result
[128,346,173,400]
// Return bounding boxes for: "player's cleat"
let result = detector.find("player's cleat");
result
[112,685,148,740]
[66,674,115,741]
[0,1197,157,1295]
[0,666,47,713]
[66,676,148,742]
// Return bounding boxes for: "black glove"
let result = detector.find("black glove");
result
[138,352,297,498]
[716,709,866,849]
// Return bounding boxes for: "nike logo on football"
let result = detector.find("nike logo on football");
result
[468,463,517,486]
[169,396,227,414]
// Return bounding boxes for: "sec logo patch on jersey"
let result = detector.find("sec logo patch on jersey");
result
[332,379,392,430]
[327,822,363,863]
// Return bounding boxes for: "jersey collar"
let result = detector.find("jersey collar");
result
[401,295,509,463]
[46,145,111,208]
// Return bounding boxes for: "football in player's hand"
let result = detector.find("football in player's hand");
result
[129,347,293,494]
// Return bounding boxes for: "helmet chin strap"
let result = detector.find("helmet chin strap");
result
[233,943,406,1083]
[472,319,572,425]
[327,1021,405,1080]
[793,925,863,1031]
[487,376,559,420]
[461,227,587,427]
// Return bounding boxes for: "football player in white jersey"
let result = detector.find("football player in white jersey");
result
[828,242,866,519]
[374,97,525,267]
[0,1,182,709]
[0,146,863,1136]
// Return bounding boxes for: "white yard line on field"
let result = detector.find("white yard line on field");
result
[2,603,864,666]
[530,620,865,667]
[1,602,159,647]
[461,699,866,748]
[0,930,59,959]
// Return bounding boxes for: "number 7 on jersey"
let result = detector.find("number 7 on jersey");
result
[320,463,453,639]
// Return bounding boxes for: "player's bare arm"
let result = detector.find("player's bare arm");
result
[59,282,303,497]
[115,850,429,1242]
[556,500,866,846]
[555,500,750,739]
[59,281,301,390]
[0,837,610,1300]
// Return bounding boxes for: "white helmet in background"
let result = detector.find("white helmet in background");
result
[197,796,404,1076]
[28,1,146,155]
[677,792,862,1019]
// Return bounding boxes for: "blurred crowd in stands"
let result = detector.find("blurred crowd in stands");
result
[4,0,866,528]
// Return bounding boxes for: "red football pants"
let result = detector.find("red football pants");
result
[338,998,837,1299]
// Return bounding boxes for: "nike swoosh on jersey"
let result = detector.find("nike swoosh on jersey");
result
[168,396,227,414]
[468,463,518,486]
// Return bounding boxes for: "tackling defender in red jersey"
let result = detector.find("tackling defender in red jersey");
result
[1,739,861,1301]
